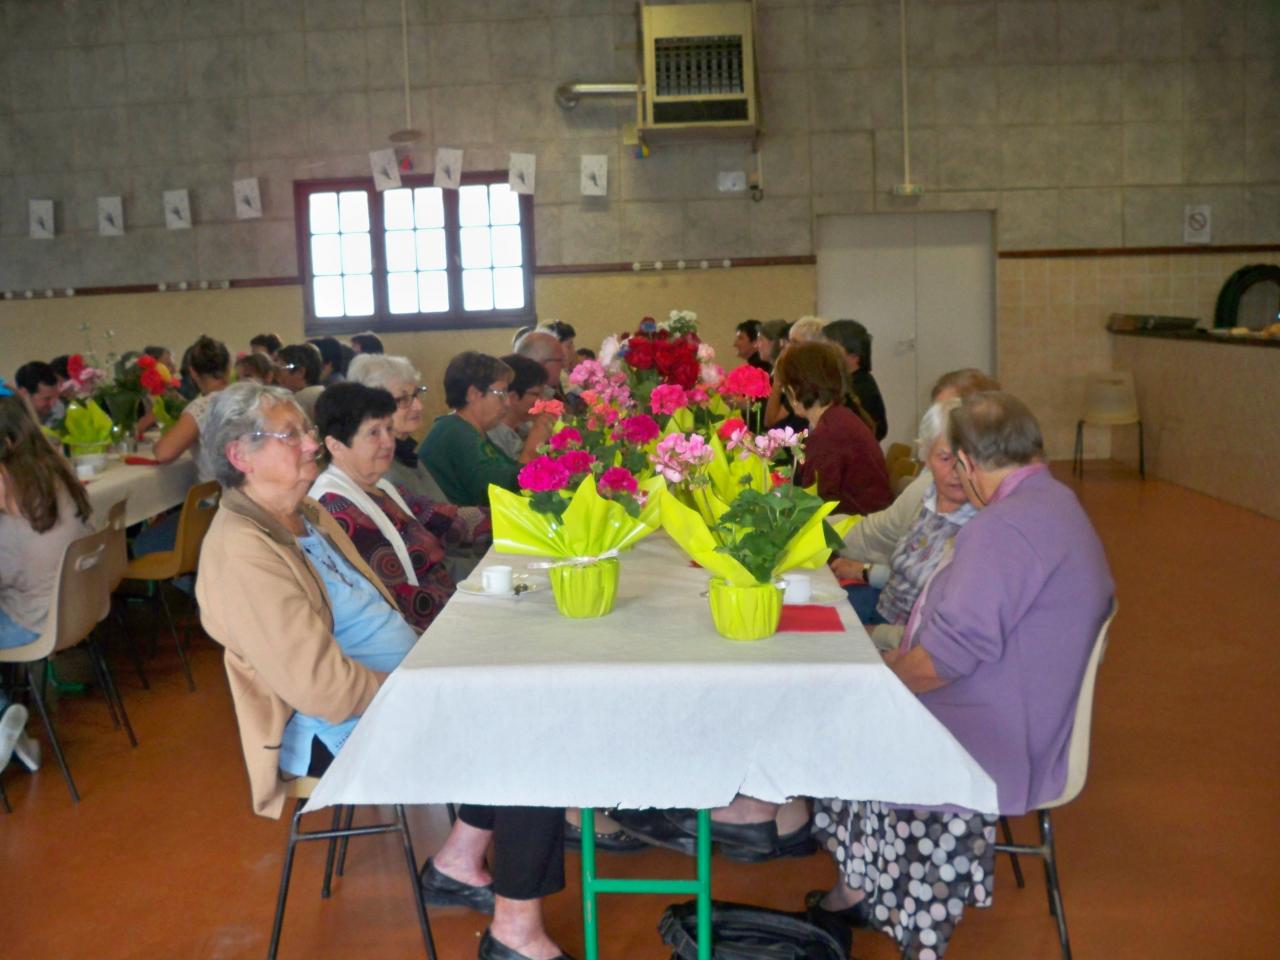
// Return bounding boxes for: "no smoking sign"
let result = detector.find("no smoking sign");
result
[1184,204,1211,244]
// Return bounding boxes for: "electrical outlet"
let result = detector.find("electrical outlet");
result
[718,171,747,193]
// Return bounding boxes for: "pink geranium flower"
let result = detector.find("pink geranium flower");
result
[599,466,639,496]
[548,427,582,451]
[614,414,660,446]
[530,398,565,418]
[518,455,571,492]
[721,364,772,399]
[649,383,689,416]
[556,449,596,476]
[650,432,714,484]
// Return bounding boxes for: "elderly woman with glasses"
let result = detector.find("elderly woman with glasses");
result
[346,353,440,499]
[196,382,570,960]
[310,382,489,631]
[417,351,549,508]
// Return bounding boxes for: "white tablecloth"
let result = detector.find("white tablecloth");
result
[86,455,198,526]
[306,536,998,814]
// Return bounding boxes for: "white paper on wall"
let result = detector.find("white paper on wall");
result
[435,148,463,190]
[1183,204,1211,245]
[508,153,536,195]
[97,197,125,236]
[370,149,401,191]
[163,189,192,230]
[28,199,55,239]
[233,178,263,219]
[580,155,608,196]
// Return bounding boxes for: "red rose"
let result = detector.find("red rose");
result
[139,369,166,395]
[668,354,700,390]
[67,354,85,379]
[624,336,655,370]
[137,354,157,370]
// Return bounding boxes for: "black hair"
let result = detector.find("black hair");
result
[576,347,596,361]
[736,319,762,340]
[350,332,384,354]
[186,335,231,378]
[49,355,70,379]
[250,332,283,354]
[443,352,514,409]
[541,320,576,342]
[143,345,169,361]
[16,361,57,393]
[277,343,322,385]
[339,343,355,375]
[500,354,550,398]
[315,382,397,448]
[824,319,873,374]
[308,336,344,374]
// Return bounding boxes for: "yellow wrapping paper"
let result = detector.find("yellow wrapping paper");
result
[549,559,620,618]
[62,400,114,452]
[707,578,783,641]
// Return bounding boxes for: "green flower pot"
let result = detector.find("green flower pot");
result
[549,558,619,619]
[708,577,783,641]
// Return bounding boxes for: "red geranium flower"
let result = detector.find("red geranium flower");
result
[614,414,660,445]
[721,364,772,399]
[556,449,595,476]
[624,336,655,370]
[599,466,639,496]
[67,354,85,379]
[137,354,157,370]
[139,369,167,395]
[518,455,571,492]
[548,427,582,451]
[717,418,748,441]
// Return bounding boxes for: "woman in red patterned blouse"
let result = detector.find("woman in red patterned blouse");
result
[310,383,491,632]
[775,342,893,516]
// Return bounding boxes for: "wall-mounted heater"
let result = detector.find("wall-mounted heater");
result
[637,1,759,145]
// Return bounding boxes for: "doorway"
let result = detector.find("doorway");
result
[816,212,995,447]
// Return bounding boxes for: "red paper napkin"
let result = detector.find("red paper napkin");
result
[778,604,845,632]
[123,455,161,466]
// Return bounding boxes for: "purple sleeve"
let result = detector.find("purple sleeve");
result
[917,517,1045,680]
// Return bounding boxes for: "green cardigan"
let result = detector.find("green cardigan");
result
[417,413,521,507]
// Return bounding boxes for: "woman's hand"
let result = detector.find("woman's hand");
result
[519,414,553,462]
[829,557,866,581]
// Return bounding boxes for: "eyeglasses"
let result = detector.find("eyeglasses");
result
[251,426,319,447]
[393,386,429,408]
[487,388,509,398]
[278,362,300,372]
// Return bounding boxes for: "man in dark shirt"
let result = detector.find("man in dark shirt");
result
[734,319,772,373]
[825,318,887,441]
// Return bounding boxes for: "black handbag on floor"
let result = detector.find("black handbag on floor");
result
[658,899,847,960]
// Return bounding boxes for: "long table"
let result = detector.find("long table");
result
[85,454,197,526]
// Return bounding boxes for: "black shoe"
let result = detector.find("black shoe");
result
[419,858,495,914]
[720,822,817,863]
[803,889,872,928]
[663,810,779,854]
[564,816,649,853]
[606,809,698,856]
[477,928,576,960]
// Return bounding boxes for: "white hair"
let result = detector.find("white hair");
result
[201,382,300,488]
[915,398,962,461]
[347,353,419,391]
[789,315,828,343]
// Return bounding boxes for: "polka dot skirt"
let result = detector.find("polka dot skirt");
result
[812,799,998,960]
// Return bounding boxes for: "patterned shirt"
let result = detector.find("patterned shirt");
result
[874,485,977,625]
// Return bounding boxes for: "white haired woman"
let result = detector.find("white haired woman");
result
[830,399,977,637]
[196,382,569,960]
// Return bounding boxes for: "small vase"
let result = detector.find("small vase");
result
[707,577,783,641]
[548,558,619,619]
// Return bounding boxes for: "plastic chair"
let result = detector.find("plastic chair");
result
[995,598,1120,960]
[0,527,138,803]
[885,442,913,470]
[1073,373,1143,478]
[269,775,437,960]
[889,456,922,496]
[124,480,221,691]
[101,498,150,691]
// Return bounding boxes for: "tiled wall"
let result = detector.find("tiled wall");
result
[997,249,1272,459]
[1,0,1278,292]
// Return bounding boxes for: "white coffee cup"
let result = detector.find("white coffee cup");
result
[75,462,96,481]
[781,572,812,603]
[481,565,514,595]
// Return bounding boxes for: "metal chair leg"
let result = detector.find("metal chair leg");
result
[1137,420,1145,479]
[89,635,137,748]
[87,634,122,731]
[112,604,149,690]
[1073,421,1084,477]
[395,804,438,960]
[1,775,10,813]
[335,805,356,877]
[268,799,306,960]
[1039,810,1072,960]
[157,584,196,692]
[446,802,457,825]
[321,805,343,899]
[999,815,1025,888]
[25,661,79,803]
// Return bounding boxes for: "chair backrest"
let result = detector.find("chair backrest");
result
[102,497,130,591]
[1081,372,1139,425]
[885,442,913,470]
[173,480,222,576]
[890,457,922,495]
[47,528,113,655]
[1045,598,1120,809]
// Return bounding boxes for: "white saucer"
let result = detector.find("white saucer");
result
[786,586,846,606]
[456,578,537,599]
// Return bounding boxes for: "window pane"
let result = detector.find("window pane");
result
[387,272,418,314]
[491,225,523,268]
[309,193,340,234]
[493,268,525,310]
[313,276,344,317]
[489,184,520,225]
[344,274,374,316]
[341,232,372,274]
[383,188,414,231]
[385,230,416,272]
[462,269,494,310]
[416,229,447,270]
[460,226,491,268]
[339,191,370,232]
[311,234,342,275]
[419,271,449,312]
[415,187,444,228]
[458,184,490,226]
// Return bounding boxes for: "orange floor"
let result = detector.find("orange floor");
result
[2,463,1278,960]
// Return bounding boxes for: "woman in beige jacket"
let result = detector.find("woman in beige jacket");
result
[196,382,571,960]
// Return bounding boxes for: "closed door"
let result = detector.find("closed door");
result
[816,212,995,447]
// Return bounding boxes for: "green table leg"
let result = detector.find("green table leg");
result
[579,807,714,960]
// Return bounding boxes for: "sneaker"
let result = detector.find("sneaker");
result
[14,728,41,772]
[0,703,30,770]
